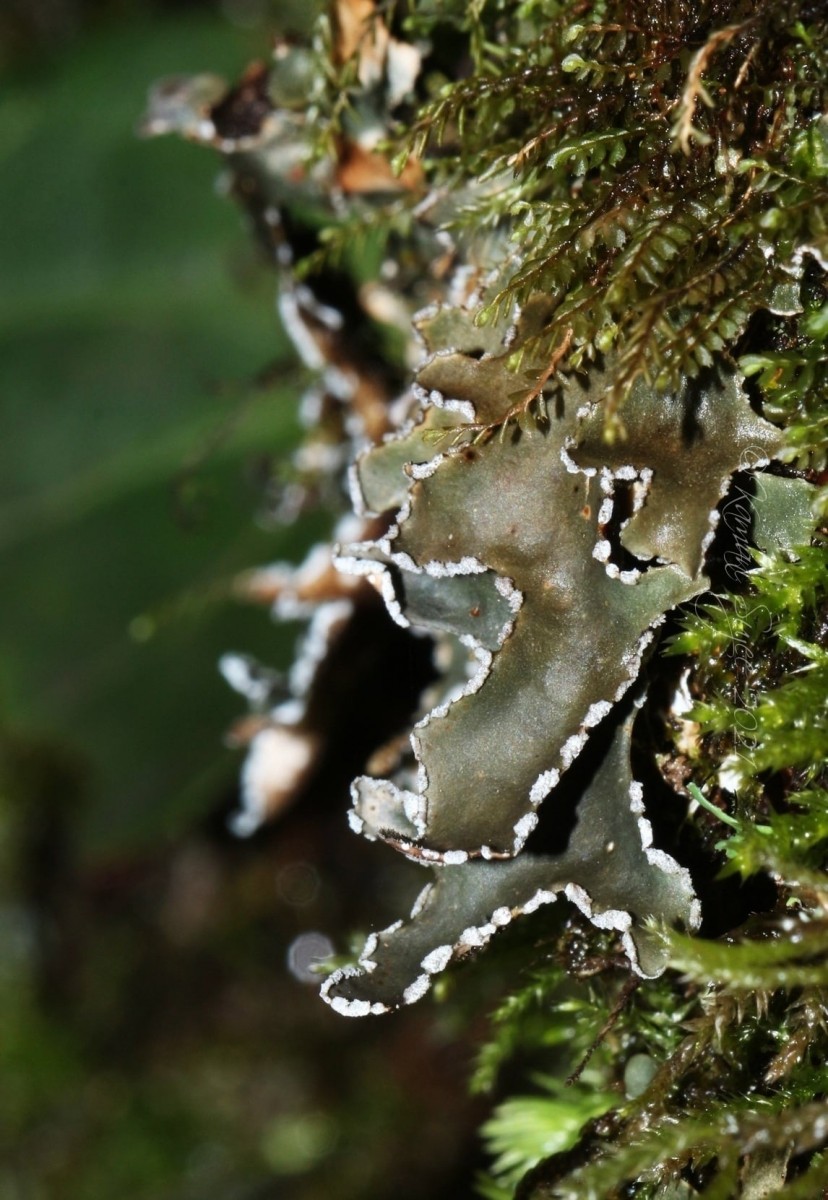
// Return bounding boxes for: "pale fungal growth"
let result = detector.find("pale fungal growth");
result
[494,574,524,613]
[219,653,284,710]
[232,726,319,837]
[287,601,354,697]
[512,812,539,848]
[560,733,588,771]
[421,945,453,974]
[427,394,477,422]
[585,701,614,726]
[529,768,560,807]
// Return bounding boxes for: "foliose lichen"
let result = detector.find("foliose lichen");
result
[145,0,828,1191]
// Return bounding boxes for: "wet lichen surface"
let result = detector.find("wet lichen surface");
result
[145,0,828,1195]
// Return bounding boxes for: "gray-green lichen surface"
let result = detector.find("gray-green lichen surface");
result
[141,2,818,1018]
[323,700,700,1015]
[323,326,782,1010]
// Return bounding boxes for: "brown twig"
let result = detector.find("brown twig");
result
[567,974,641,1085]
[671,19,757,155]
[466,326,575,443]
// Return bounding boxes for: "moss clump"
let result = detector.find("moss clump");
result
[147,0,828,1195]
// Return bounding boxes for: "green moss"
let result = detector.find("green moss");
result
[153,0,828,1194]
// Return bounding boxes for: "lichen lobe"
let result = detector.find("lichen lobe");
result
[348,348,779,862]
[319,339,783,1011]
[322,705,699,1014]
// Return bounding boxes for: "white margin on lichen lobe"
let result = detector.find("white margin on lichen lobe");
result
[319,890,562,1015]
[321,729,702,1011]
[342,556,525,862]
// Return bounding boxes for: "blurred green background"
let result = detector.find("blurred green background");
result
[0,3,486,1196]
[1,0,306,857]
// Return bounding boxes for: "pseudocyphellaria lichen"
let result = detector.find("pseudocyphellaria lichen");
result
[143,0,825,1017]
